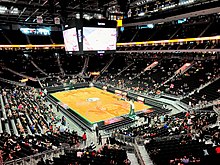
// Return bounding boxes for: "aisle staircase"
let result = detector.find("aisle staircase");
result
[30,60,48,76]
[113,62,134,79]
[159,62,194,87]
[137,145,154,165]
[131,61,159,80]
[80,56,90,75]
[94,57,115,81]
[2,67,37,81]
[3,95,19,136]
[56,53,65,76]
[180,75,220,100]
[127,152,139,165]
[0,95,11,135]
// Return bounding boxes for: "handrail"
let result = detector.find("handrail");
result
[0,44,64,48]
[30,60,48,76]
[113,62,134,79]
[161,93,182,100]
[94,57,115,81]
[37,78,44,89]
[80,56,89,75]
[117,35,220,46]
[180,75,220,100]
[117,49,220,53]
[111,133,146,165]
[56,53,65,76]
[134,139,146,165]
[3,147,64,165]
[0,77,26,86]
[2,67,37,81]
[192,98,220,110]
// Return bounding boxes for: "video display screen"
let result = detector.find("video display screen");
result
[83,27,116,51]
[20,27,51,35]
[63,28,79,51]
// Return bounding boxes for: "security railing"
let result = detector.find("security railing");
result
[193,98,220,110]
[0,77,25,86]
[134,139,146,165]
[3,147,65,165]
[111,132,146,165]
[112,132,136,144]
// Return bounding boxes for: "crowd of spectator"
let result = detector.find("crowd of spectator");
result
[115,110,218,139]
[97,54,219,108]
[1,50,219,105]
[0,86,82,162]
[0,85,134,164]
[115,109,220,165]
[52,143,130,165]
[40,75,85,88]
[118,13,220,43]
[0,11,219,165]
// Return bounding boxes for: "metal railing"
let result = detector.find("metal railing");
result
[112,133,148,165]
[112,132,136,144]
[111,132,146,165]
[0,77,26,87]
[193,98,220,110]
[134,139,146,165]
[2,67,37,81]
[3,147,64,165]
[30,60,48,77]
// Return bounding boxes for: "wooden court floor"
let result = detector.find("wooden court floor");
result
[51,87,152,123]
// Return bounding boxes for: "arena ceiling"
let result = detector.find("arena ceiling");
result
[0,0,217,25]
[0,0,118,25]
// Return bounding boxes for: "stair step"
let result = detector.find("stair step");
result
[127,153,139,165]
[137,145,154,165]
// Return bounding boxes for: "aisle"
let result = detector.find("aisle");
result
[127,152,139,165]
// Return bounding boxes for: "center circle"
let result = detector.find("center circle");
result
[87,97,100,102]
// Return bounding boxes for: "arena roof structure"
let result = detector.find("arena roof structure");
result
[0,0,118,25]
[0,0,218,26]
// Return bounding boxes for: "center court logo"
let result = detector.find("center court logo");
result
[87,98,100,102]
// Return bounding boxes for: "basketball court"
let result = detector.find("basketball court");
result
[51,87,152,124]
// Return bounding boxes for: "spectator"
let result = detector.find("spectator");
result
[95,125,99,138]
[181,155,189,164]
[98,134,102,145]
[0,150,3,165]
[106,137,110,144]
[82,132,87,146]
[61,116,66,126]
[215,145,220,154]
[123,158,131,165]
[37,158,46,165]
[56,103,59,112]
[30,124,35,134]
